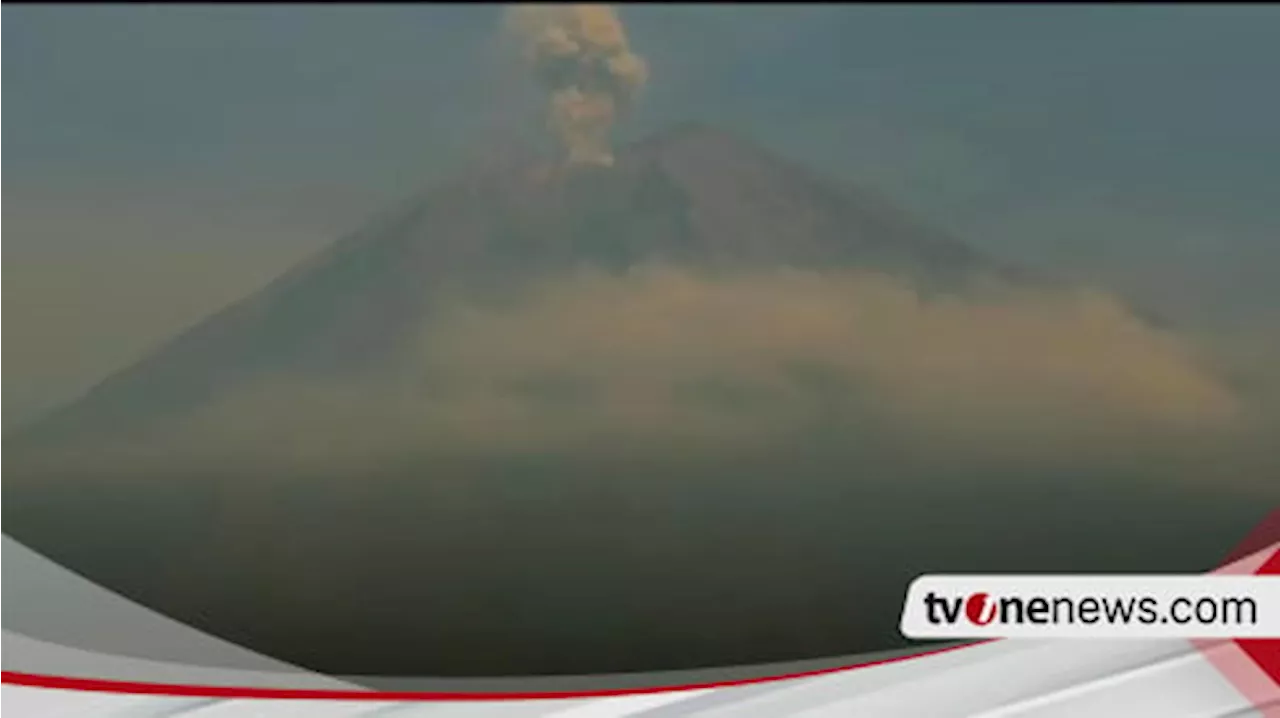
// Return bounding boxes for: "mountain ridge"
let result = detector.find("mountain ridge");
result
[8,123,1033,450]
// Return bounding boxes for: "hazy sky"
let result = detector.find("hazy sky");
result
[5,4,1279,424]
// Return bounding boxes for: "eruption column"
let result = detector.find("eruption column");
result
[506,4,649,167]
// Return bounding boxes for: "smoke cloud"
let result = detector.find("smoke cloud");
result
[505,4,648,167]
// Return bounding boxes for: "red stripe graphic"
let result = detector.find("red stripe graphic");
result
[1236,547,1280,685]
[0,642,981,700]
[1221,509,1280,567]
[1196,508,1280,715]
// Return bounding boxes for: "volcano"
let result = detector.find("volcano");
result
[4,124,1264,680]
[10,124,1026,450]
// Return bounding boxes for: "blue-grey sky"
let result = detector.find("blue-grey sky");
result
[5,4,1279,422]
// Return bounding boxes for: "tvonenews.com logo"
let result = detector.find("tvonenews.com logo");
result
[900,575,1280,639]
[923,591,1256,627]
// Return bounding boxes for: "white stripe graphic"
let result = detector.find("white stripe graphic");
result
[541,690,715,718]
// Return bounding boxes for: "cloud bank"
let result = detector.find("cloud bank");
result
[38,265,1271,493]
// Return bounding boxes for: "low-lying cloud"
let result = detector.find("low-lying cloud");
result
[40,265,1272,492]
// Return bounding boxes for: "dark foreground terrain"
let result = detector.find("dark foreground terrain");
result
[5,449,1268,677]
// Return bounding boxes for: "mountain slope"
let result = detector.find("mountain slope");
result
[10,124,1025,449]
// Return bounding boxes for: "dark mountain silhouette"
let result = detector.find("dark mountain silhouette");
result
[9,123,1030,451]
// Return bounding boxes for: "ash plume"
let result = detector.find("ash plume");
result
[505,4,648,167]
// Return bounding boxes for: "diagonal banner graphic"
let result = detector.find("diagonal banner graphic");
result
[3,532,1277,714]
